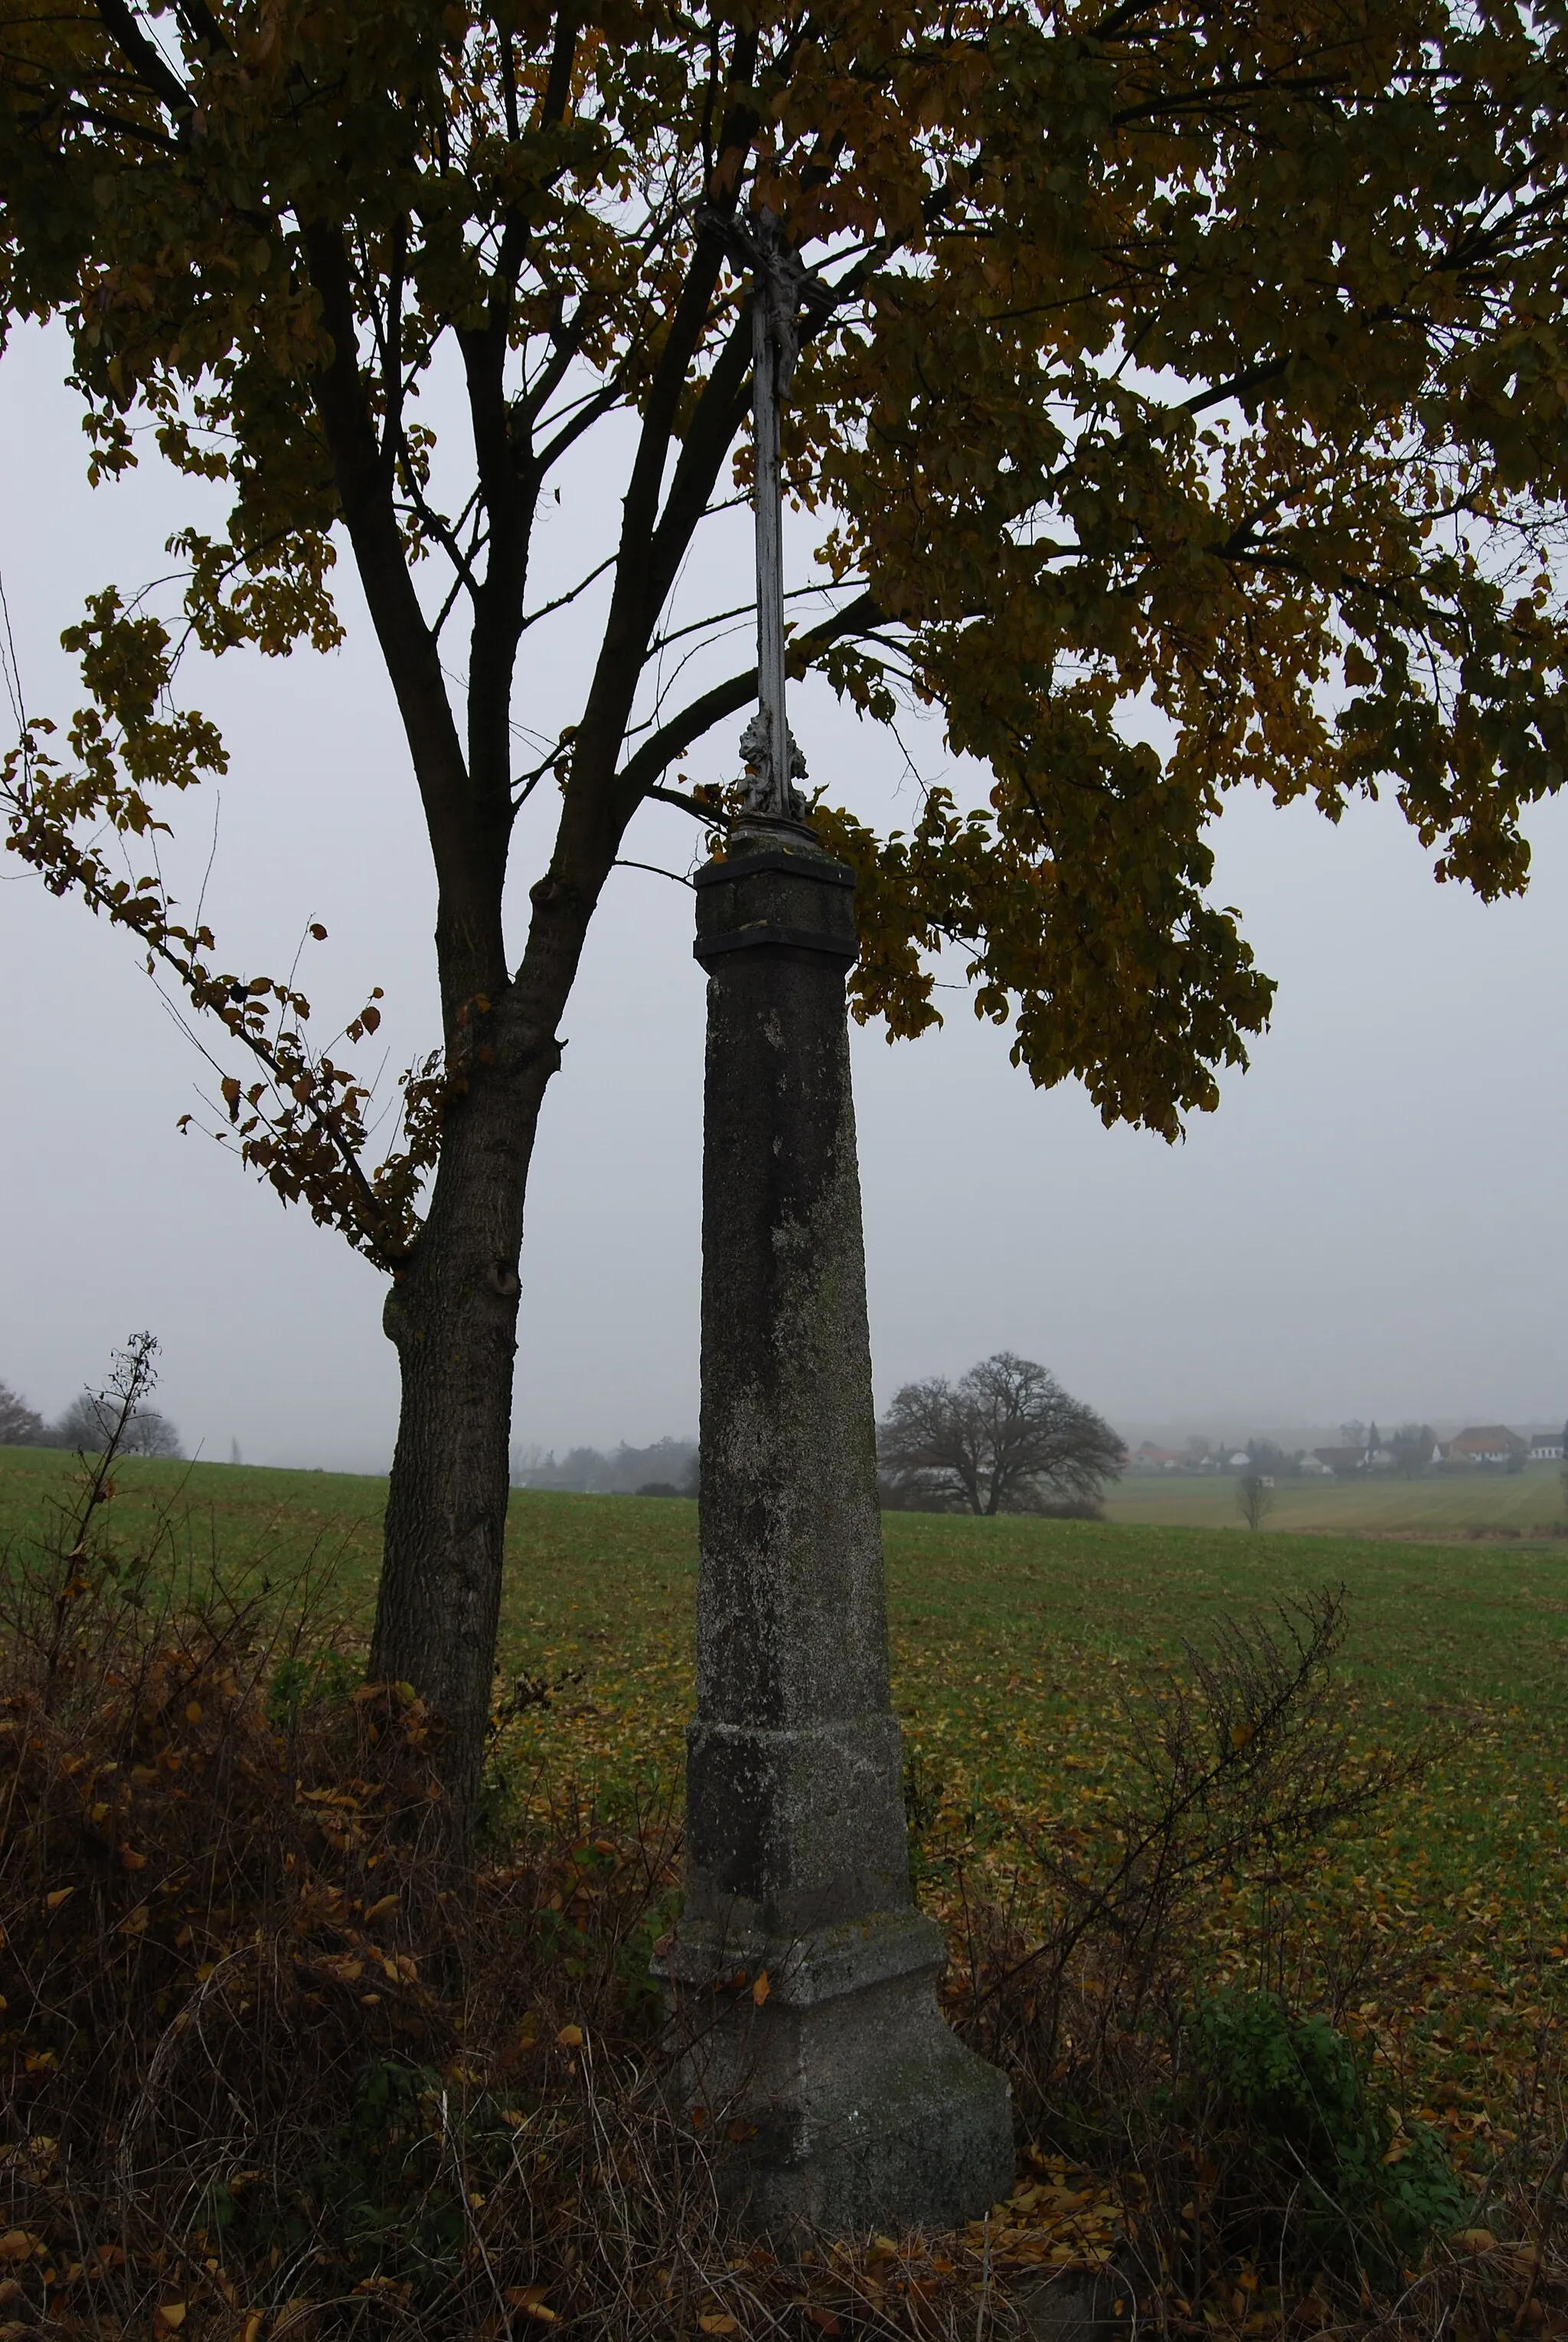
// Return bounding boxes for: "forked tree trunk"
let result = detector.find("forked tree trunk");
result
[364,804,633,1851]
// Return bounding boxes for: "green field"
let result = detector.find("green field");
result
[1107,1459,1566,1535]
[3,1442,1566,2156]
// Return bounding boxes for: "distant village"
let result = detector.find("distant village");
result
[1128,1421,1568,1477]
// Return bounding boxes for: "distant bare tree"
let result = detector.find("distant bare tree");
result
[54,1390,182,1459]
[877,1353,1122,1517]
[0,1382,46,1448]
[1236,1473,1275,1530]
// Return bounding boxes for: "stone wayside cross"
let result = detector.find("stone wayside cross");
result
[658,211,1013,2239]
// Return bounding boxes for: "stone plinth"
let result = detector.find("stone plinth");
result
[661,818,1012,2239]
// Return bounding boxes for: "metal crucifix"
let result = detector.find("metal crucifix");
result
[730,211,814,819]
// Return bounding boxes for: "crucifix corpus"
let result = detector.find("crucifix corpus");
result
[658,211,1014,2239]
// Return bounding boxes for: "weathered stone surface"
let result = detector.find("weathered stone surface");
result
[662,817,1012,2240]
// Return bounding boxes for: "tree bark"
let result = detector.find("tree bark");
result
[366,989,557,1843]
[365,805,629,1844]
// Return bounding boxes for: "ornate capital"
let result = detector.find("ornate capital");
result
[738,709,808,818]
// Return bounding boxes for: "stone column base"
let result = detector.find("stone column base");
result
[658,1909,1014,2240]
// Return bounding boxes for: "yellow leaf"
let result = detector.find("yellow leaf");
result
[0,2236,33,2264]
[364,1894,399,1922]
[752,1970,770,2007]
[185,1702,202,1723]
[1453,2228,1495,2254]
[119,1845,148,1870]
[44,1888,73,1912]
[155,2304,187,2331]
[556,2024,583,2047]
[699,2318,740,2334]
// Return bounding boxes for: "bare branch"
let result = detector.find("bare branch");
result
[618,590,885,800]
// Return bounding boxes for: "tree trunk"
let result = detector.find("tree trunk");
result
[365,784,632,1854]
[367,988,560,1848]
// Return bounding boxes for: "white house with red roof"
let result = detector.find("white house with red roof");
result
[1443,1426,1527,1465]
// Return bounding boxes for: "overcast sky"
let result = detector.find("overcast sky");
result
[3,318,1566,1472]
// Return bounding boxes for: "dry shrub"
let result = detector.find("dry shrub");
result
[0,1400,1026,2341]
[936,1592,1568,2337]
[0,1514,718,2336]
[947,1592,1406,2125]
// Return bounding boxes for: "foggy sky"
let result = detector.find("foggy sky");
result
[3,318,1566,1472]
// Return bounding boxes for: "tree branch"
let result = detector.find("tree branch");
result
[300,220,495,998]
[93,0,192,122]
[618,591,886,799]
[1181,354,1294,416]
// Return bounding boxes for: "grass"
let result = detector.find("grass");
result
[1106,1461,1566,1535]
[3,1443,1566,2172]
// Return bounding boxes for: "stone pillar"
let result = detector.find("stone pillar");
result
[662,818,1012,2239]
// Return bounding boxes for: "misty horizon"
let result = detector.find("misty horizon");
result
[4,315,1566,1471]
